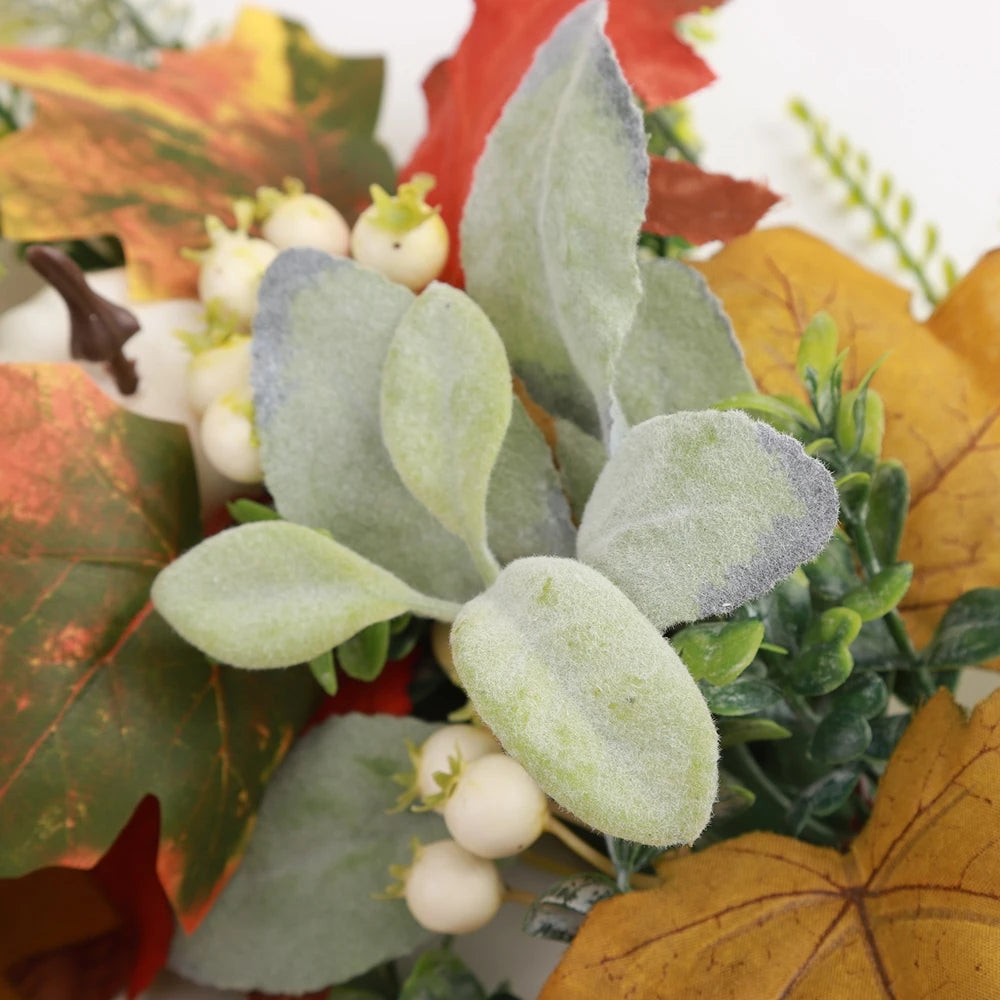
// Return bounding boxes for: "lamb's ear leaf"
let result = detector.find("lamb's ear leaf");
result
[487,398,577,563]
[252,249,481,603]
[460,0,647,441]
[615,258,755,426]
[152,522,456,669]
[167,715,447,992]
[577,411,839,630]
[553,417,607,522]
[381,283,512,579]
[451,557,718,847]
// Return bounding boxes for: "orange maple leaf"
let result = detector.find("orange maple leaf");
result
[0,8,393,301]
[542,687,1000,999]
[694,228,1000,653]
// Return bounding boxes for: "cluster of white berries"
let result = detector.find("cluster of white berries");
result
[179,175,449,484]
[390,724,550,935]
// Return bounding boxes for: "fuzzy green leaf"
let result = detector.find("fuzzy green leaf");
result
[381,283,512,579]
[614,257,754,426]
[461,0,647,440]
[451,558,719,846]
[577,410,839,630]
[487,399,576,563]
[152,522,456,669]
[253,250,481,603]
[168,714,446,992]
[553,417,607,521]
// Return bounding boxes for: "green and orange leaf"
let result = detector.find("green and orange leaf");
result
[542,687,1000,998]
[0,7,393,300]
[0,364,317,929]
[695,228,1000,654]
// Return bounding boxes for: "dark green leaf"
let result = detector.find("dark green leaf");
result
[834,471,870,510]
[703,678,782,716]
[867,713,911,761]
[715,392,817,438]
[671,620,764,685]
[866,460,909,566]
[809,709,872,764]
[841,563,913,621]
[832,671,888,719]
[399,949,489,1000]
[785,607,861,695]
[751,568,811,654]
[717,717,793,747]
[923,588,1000,669]
[309,649,338,695]
[787,765,862,834]
[712,777,755,821]
[522,874,619,943]
[227,498,280,523]
[338,620,391,681]
[804,534,858,605]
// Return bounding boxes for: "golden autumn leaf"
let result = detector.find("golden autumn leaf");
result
[542,687,1000,999]
[0,7,393,300]
[694,228,1000,653]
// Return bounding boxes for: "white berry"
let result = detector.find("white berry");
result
[185,335,251,415]
[444,754,548,859]
[417,725,501,808]
[200,391,262,484]
[404,839,503,934]
[260,185,350,256]
[198,234,277,325]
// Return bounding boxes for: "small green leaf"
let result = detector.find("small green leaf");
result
[152,522,458,669]
[712,777,755,821]
[308,649,338,695]
[804,533,858,605]
[253,251,481,603]
[168,715,446,992]
[750,567,812,654]
[832,670,889,719]
[381,283,512,581]
[715,392,817,438]
[522,874,619,943]
[796,312,838,385]
[702,678,782,716]
[866,460,909,566]
[867,713,910,761]
[717,717,792,747]
[451,558,719,846]
[786,607,862,695]
[923,588,1000,669]
[553,417,607,521]
[841,563,913,621]
[227,498,280,523]
[577,410,839,630]
[671,620,764,685]
[338,620,391,681]
[835,471,871,508]
[614,257,754,426]
[461,0,647,439]
[787,765,862,834]
[809,709,872,765]
[399,949,489,1000]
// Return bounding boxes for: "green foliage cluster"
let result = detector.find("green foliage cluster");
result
[789,97,958,306]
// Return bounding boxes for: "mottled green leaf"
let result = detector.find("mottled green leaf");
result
[253,250,480,603]
[0,365,316,926]
[522,874,619,943]
[487,399,576,563]
[702,678,782,717]
[577,410,839,630]
[841,563,913,621]
[866,460,909,566]
[717,717,792,748]
[810,710,872,765]
[451,558,718,846]
[381,283,511,581]
[832,670,889,719]
[614,258,754,426]
[671,620,764,686]
[461,1,647,440]
[787,765,862,835]
[168,714,446,992]
[152,522,459,669]
[785,607,862,696]
[923,588,1000,670]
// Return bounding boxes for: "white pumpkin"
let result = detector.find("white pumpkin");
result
[0,266,247,517]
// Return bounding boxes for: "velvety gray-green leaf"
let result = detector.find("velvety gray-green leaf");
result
[168,714,446,992]
[381,283,512,577]
[576,410,839,631]
[553,417,606,522]
[614,258,754,427]
[487,398,576,563]
[451,557,718,846]
[460,0,647,440]
[252,250,480,602]
[152,522,457,669]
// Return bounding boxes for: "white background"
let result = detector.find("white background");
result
[5,1,999,997]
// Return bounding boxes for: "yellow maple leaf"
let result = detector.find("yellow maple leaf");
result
[542,687,1000,999]
[694,228,1000,655]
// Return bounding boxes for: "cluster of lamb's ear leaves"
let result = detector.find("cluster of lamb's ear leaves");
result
[152,1,838,851]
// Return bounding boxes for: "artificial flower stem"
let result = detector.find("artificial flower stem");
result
[503,886,537,906]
